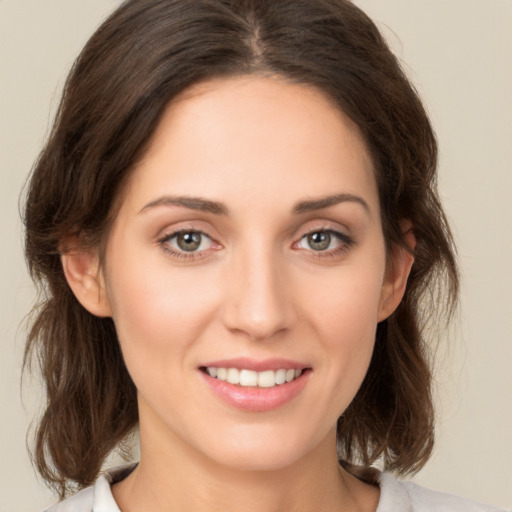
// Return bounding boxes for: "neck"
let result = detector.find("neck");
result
[112,412,378,512]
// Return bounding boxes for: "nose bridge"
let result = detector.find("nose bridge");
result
[222,234,295,341]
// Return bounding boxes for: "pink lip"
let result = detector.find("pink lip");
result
[200,357,308,372]
[198,358,311,412]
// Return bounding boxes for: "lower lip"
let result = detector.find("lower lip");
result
[200,370,310,412]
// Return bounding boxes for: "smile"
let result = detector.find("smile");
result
[203,367,304,388]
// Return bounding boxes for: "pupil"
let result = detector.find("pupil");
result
[308,231,330,251]
[178,232,201,251]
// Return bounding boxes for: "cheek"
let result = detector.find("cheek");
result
[299,259,385,403]
[323,298,379,383]
[305,260,384,344]
[104,248,219,377]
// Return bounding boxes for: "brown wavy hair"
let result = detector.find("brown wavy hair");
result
[23,0,458,498]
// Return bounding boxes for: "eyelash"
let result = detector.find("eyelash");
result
[157,228,355,262]
[157,229,216,261]
[297,230,355,260]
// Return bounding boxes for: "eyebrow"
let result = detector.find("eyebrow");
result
[139,193,370,216]
[292,193,370,215]
[139,195,228,215]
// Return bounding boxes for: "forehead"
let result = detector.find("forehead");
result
[121,74,378,217]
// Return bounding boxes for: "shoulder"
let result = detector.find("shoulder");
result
[40,485,96,512]
[378,473,510,512]
[40,464,136,512]
[41,478,117,512]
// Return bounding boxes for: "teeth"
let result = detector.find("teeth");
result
[240,369,258,386]
[275,369,286,385]
[258,370,275,388]
[205,367,304,388]
[226,368,240,385]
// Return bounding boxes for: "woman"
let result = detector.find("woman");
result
[22,0,505,510]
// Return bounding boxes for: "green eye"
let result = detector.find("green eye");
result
[305,231,332,251]
[176,232,203,252]
[299,230,345,252]
[160,230,214,259]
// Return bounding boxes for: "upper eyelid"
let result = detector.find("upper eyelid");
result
[295,229,353,249]
[160,228,210,237]
[294,222,353,243]
[158,226,351,251]
[158,225,213,241]
[158,229,214,245]
[160,216,350,234]
[299,228,350,240]
[154,214,351,237]
[158,224,348,239]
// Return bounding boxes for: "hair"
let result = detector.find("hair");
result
[23,0,458,499]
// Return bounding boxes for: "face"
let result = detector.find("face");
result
[87,75,403,471]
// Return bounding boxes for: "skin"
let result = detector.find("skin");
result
[63,75,413,512]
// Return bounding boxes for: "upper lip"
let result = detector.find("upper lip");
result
[199,357,310,372]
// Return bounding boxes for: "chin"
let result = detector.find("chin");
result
[192,424,328,473]
[208,447,303,473]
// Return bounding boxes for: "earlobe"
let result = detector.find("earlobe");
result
[377,223,415,322]
[61,250,112,318]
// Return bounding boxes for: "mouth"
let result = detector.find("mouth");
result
[198,359,312,412]
[199,366,307,388]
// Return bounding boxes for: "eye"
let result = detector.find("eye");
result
[158,230,215,260]
[296,229,354,257]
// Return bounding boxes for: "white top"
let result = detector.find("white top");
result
[43,464,509,512]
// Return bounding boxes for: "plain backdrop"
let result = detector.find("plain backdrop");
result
[1,1,511,510]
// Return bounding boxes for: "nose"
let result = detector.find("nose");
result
[220,242,296,342]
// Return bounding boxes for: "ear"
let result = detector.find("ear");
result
[61,249,112,318]
[377,222,415,322]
